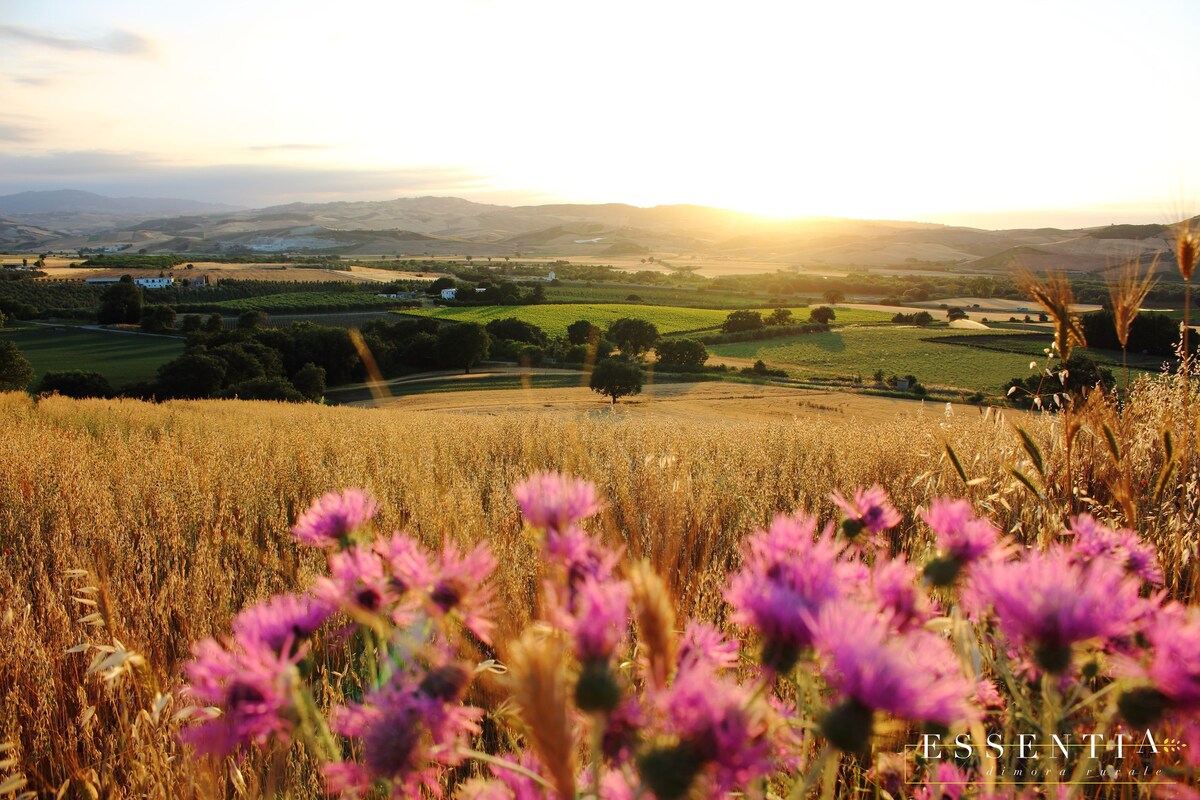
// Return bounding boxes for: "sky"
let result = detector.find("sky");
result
[2,0,1199,228]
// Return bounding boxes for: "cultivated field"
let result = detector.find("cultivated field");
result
[1,366,1196,797]
[398,304,894,336]
[706,326,1154,393]
[0,324,184,388]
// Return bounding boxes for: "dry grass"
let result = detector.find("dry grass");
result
[0,379,1195,796]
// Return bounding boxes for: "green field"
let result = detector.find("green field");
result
[543,283,764,308]
[176,291,402,314]
[707,326,1154,393]
[0,325,184,388]
[398,304,894,337]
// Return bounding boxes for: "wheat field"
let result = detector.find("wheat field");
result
[0,375,1193,797]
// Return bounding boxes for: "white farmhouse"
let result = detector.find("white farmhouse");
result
[441,288,458,300]
[134,277,174,289]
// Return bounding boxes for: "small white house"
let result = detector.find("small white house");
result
[134,277,174,289]
[441,288,458,300]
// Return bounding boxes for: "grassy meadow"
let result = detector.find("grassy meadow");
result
[398,304,894,337]
[707,326,1155,393]
[1,365,1197,796]
[0,324,184,388]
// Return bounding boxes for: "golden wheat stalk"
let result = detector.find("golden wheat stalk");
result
[1016,269,1086,361]
[1107,257,1158,349]
[506,629,576,799]
[629,560,676,690]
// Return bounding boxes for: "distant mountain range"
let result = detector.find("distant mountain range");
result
[0,190,1187,275]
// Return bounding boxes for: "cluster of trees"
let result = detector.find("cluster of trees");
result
[427,277,546,305]
[720,307,834,334]
[142,319,347,401]
[1081,310,1192,358]
[891,311,935,326]
[0,310,34,392]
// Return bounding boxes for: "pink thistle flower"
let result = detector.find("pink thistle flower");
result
[314,544,391,615]
[544,526,622,586]
[923,498,1001,562]
[1116,602,1200,728]
[178,636,301,756]
[831,485,901,540]
[459,751,547,800]
[291,488,379,548]
[974,680,1006,715]
[601,696,645,764]
[725,512,846,673]
[324,674,482,798]
[639,660,773,798]
[870,556,933,632]
[1145,604,1200,711]
[1068,514,1163,585]
[914,762,971,800]
[231,593,332,654]
[425,539,498,645]
[808,601,974,752]
[677,621,740,673]
[547,575,630,664]
[966,545,1144,674]
[374,531,434,594]
[512,472,602,534]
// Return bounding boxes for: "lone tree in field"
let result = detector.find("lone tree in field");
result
[606,318,659,359]
[947,307,968,321]
[809,306,836,324]
[0,340,34,391]
[823,289,845,305]
[589,358,643,405]
[435,322,490,373]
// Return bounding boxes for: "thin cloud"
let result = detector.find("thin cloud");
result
[0,123,38,143]
[0,25,153,56]
[0,150,492,207]
[247,143,334,152]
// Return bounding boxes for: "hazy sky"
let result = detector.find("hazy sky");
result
[3,0,1199,228]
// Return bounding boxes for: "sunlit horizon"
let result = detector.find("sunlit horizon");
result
[3,0,1199,230]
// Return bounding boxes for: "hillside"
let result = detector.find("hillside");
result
[3,191,1193,275]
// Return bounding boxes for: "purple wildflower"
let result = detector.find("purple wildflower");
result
[291,488,379,548]
[870,556,932,632]
[512,472,602,534]
[914,762,971,800]
[974,680,1006,715]
[1068,514,1163,585]
[324,673,482,798]
[639,660,773,798]
[965,545,1144,673]
[808,601,974,752]
[831,485,901,540]
[374,531,434,595]
[231,593,332,654]
[178,636,300,756]
[677,620,740,673]
[426,539,498,644]
[1117,602,1200,724]
[314,544,391,616]
[601,696,645,764]
[920,498,1004,586]
[725,512,846,673]
[548,575,630,663]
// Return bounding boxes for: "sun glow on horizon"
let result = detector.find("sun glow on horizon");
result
[1,0,1198,227]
